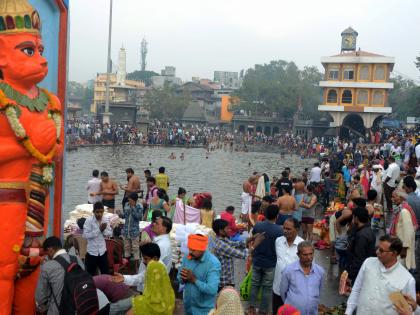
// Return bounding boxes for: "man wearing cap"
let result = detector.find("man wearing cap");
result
[177,234,221,315]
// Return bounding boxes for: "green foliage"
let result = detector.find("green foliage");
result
[67,81,93,112]
[126,70,159,86]
[142,83,191,120]
[388,75,420,119]
[233,60,323,118]
[68,81,85,97]
[415,54,420,72]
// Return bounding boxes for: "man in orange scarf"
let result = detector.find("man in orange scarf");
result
[178,234,221,315]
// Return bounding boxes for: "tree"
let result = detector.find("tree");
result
[142,83,191,120]
[388,75,420,119]
[415,53,420,72]
[299,66,323,119]
[67,81,93,112]
[126,70,159,86]
[68,81,85,97]
[233,60,322,118]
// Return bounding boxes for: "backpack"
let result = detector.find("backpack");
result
[52,255,99,315]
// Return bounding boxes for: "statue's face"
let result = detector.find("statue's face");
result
[0,34,48,86]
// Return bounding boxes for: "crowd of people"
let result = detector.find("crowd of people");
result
[66,120,230,148]
[235,132,420,314]
[35,126,420,315]
[66,118,420,157]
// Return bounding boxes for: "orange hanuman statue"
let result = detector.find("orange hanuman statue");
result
[0,1,63,314]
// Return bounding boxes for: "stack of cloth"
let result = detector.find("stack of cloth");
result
[170,223,215,268]
[64,204,123,235]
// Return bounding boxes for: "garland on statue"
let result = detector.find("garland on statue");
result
[0,82,49,112]
[0,83,61,185]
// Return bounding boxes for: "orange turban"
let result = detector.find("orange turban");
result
[188,234,208,251]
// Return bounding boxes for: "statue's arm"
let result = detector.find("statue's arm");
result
[0,136,29,163]
[50,93,64,159]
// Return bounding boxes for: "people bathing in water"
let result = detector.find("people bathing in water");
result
[168,152,176,159]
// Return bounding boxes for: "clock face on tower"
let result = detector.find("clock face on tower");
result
[342,35,356,51]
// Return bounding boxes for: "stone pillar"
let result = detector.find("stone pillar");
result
[102,112,112,124]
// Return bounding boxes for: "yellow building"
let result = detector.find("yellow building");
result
[91,73,146,113]
[318,27,394,134]
[91,47,146,114]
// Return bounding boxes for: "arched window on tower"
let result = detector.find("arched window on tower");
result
[342,90,353,104]
[327,89,338,103]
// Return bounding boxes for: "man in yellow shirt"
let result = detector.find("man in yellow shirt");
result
[156,167,170,192]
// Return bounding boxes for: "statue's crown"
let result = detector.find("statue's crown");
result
[0,0,41,35]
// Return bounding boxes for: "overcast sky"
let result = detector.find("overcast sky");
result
[69,0,420,83]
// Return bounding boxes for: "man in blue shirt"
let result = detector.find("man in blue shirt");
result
[177,234,221,315]
[280,241,325,315]
[248,204,283,315]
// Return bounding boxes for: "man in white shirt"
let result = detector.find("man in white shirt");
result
[384,156,401,211]
[151,216,173,272]
[272,218,304,314]
[309,162,322,184]
[87,169,102,204]
[112,217,173,291]
[83,202,112,276]
[321,158,330,176]
[416,141,420,165]
[345,234,416,315]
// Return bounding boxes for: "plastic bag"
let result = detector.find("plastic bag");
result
[239,267,262,301]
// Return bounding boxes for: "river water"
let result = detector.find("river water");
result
[64,145,313,215]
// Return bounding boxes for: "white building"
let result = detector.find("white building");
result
[161,66,176,77]
[116,46,126,85]
[151,75,182,88]
[214,71,240,88]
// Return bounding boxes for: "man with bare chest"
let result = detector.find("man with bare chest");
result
[293,178,306,222]
[294,179,306,195]
[91,171,119,213]
[276,186,297,225]
[120,168,141,208]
